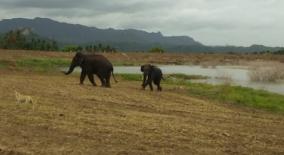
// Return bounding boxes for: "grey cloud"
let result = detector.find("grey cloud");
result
[0,0,283,46]
[0,0,93,9]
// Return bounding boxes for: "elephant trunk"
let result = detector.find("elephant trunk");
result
[65,61,76,75]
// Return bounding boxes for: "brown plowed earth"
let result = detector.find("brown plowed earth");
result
[0,71,283,155]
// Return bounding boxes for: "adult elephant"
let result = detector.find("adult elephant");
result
[64,52,117,87]
[141,64,163,91]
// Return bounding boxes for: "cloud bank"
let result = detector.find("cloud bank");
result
[0,0,283,46]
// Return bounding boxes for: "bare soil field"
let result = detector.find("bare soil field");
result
[0,70,283,155]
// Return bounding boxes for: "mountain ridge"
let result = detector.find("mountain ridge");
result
[0,17,201,46]
[0,17,282,52]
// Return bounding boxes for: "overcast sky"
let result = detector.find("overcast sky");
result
[0,0,283,46]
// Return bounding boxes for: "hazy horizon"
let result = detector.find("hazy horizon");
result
[0,0,283,47]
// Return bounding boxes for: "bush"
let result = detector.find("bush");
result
[61,45,82,52]
[274,49,284,55]
[149,47,165,53]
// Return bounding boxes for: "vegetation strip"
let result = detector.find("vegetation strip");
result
[1,56,284,113]
[119,73,284,113]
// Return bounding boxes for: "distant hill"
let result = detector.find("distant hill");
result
[0,17,282,52]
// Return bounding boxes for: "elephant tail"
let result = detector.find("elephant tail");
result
[161,73,165,80]
[111,70,118,83]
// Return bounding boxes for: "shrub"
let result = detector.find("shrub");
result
[149,47,165,53]
[61,45,82,52]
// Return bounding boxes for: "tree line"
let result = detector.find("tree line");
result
[61,43,117,53]
[0,28,169,53]
[2,30,283,55]
[0,29,119,53]
[0,29,58,51]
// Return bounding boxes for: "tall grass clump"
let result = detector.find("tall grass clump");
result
[215,71,233,85]
[248,61,284,82]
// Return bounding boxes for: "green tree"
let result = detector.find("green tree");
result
[77,46,83,51]
[105,45,111,52]
[0,29,59,51]
[1,30,26,49]
[51,41,58,51]
[93,45,97,52]
[149,47,165,53]
[98,43,103,51]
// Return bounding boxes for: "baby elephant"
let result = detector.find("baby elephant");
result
[141,64,163,91]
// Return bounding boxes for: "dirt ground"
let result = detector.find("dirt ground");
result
[0,70,283,155]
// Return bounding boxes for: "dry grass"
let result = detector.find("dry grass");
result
[248,61,284,82]
[0,71,284,154]
[0,50,284,154]
[1,49,284,66]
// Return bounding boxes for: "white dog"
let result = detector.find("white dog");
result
[15,91,35,104]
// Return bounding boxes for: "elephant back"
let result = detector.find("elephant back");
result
[85,54,113,69]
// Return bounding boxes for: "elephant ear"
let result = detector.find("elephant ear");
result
[75,52,83,57]
[78,57,85,65]
[140,65,145,72]
[149,65,156,74]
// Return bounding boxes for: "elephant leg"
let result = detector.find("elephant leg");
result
[157,83,162,91]
[154,78,162,91]
[142,73,147,89]
[97,74,106,87]
[149,82,153,91]
[145,77,154,91]
[80,71,87,84]
[105,78,111,88]
[142,84,146,90]
[157,82,162,91]
[87,73,97,86]
[147,78,153,91]
[105,72,111,88]
[142,75,151,89]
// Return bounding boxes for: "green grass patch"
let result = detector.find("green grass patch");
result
[118,74,141,81]
[0,60,10,68]
[16,58,70,72]
[185,83,284,113]
[120,73,284,113]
